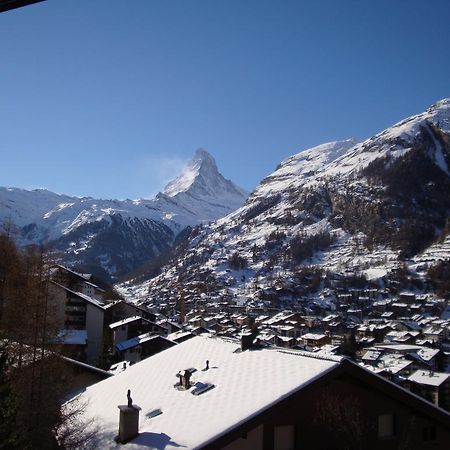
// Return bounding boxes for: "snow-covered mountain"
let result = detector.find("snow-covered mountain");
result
[0,149,249,278]
[156,148,249,224]
[124,99,450,307]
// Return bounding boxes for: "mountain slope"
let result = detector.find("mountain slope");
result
[0,150,248,278]
[125,99,450,308]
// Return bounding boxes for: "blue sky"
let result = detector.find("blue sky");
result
[1,0,449,199]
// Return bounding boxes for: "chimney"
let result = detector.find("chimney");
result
[116,390,141,444]
[241,332,254,351]
[178,370,192,389]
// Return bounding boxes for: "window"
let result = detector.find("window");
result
[422,424,437,442]
[274,425,295,450]
[378,414,395,439]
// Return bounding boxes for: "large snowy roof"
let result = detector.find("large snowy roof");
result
[70,335,339,449]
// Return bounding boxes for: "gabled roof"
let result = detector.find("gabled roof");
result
[60,355,112,378]
[53,264,92,282]
[50,281,105,310]
[66,336,450,450]
[116,333,174,352]
[71,335,339,449]
[301,333,327,340]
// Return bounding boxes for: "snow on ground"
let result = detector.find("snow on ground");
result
[364,268,389,281]
[255,139,359,197]
[412,234,450,268]
[120,99,450,301]
[0,149,249,245]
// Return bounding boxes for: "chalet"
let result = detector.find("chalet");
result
[272,324,297,338]
[66,335,450,449]
[259,332,277,346]
[275,335,296,348]
[361,349,383,365]
[423,325,447,343]
[299,332,331,348]
[378,353,414,378]
[408,370,450,411]
[109,316,166,349]
[104,300,157,327]
[115,333,175,364]
[385,330,421,345]
[322,314,343,332]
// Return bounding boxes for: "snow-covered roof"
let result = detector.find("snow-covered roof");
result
[109,361,133,375]
[116,333,166,352]
[109,316,142,329]
[301,333,327,340]
[70,335,339,449]
[273,325,295,332]
[166,330,194,342]
[56,329,87,345]
[277,335,294,342]
[374,344,422,352]
[379,354,412,375]
[51,281,105,310]
[416,347,440,362]
[61,355,112,378]
[54,264,92,282]
[408,370,450,387]
[362,349,382,361]
[313,344,340,357]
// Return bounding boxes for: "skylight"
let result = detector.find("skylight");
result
[191,382,215,396]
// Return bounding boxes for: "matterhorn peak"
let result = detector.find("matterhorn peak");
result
[161,148,248,218]
[192,148,216,164]
[163,149,215,197]
[187,148,219,175]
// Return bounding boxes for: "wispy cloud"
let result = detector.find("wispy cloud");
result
[132,154,188,199]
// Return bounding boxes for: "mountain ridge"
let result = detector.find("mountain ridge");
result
[122,98,450,308]
[0,149,249,278]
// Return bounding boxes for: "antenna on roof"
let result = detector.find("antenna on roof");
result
[127,389,132,407]
[116,390,141,444]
